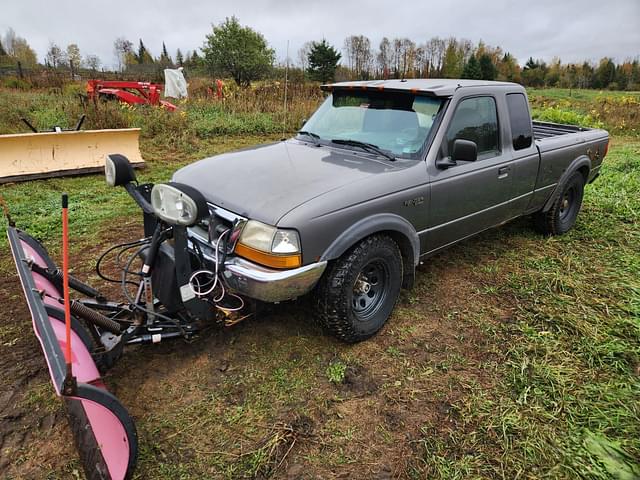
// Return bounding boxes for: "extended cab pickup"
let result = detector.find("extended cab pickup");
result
[169,79,609,342]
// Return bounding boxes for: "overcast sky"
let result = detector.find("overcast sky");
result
[2,0,639,69]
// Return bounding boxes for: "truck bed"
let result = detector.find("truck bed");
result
[533,121,590,139]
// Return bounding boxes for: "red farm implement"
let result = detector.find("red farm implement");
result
[86,80,177,111]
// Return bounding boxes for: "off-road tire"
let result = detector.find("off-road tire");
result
[534,171,585,235]
[314,235,402,343]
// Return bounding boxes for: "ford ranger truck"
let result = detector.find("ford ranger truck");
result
[159,79,608,343]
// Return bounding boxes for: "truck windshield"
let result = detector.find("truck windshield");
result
[299,91,443,159]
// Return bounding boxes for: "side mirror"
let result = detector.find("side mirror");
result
[452,139,477,162]
[105,154,136,187]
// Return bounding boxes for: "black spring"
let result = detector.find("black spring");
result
[70,301,122,335]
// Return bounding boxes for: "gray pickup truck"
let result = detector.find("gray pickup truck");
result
[170,79,609,342]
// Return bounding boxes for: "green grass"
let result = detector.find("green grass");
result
[326,360,348,384]
[528,88,640,102]
[410,137,640,478]
[1,88,639,479]
[528,88,640,136]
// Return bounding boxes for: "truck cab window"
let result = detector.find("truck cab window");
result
[506,93,533,150]
[444,96,499,160]
[301,91,443,159]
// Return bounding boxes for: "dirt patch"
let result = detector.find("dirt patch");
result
[0,216,522,479]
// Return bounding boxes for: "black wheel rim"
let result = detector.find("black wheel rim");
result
[352,260,389,321]
[559,185,577,220]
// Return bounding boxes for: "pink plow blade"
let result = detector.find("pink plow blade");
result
[7,227,137,480]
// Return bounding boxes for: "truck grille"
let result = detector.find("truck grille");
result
[187,203,247,260]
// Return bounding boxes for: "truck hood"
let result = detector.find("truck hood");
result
[172,140,399,225]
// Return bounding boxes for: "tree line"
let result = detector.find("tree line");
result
[1,21,639,91]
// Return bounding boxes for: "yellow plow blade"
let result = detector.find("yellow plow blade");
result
[0,128,144,183]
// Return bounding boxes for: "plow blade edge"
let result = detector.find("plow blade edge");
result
[7,226,137,480]
[0,128,144,183]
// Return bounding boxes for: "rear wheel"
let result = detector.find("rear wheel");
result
[314,235,402,343]
[535,171,585,235]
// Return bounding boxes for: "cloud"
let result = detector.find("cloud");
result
[2,0,638,69]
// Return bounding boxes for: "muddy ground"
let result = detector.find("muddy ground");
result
[0,216,522,479]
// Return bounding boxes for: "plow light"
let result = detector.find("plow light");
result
[105,153,137,187]
[150,183,208,226]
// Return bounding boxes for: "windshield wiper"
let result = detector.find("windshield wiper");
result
[331,139,396,161]
[297,130,321,145]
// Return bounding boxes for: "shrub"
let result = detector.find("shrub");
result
[2,77,31,90]
[532,106,605,129]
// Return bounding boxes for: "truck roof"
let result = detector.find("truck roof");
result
[322,78,521,97]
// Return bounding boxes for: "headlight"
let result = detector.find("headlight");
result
[150,183,207,226]
[236,220,301,269]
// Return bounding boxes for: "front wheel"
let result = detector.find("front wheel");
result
[314,235,402,343]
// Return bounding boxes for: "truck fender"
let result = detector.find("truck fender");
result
[541,155,591,212]
[319,214,420,289]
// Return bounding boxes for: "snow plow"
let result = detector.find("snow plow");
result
[0,117,144,183]
[5,155,252,479]
[7,204,138,480]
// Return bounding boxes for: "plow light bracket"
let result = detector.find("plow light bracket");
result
[105,154,137,187]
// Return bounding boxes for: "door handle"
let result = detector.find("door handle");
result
[498,166,510,179]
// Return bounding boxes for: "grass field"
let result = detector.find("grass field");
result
[0,87,638,479]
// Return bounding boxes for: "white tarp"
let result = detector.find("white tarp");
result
[164,68,188,99]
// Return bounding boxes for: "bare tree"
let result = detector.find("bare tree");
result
[377,37,392,78]
[297,41,313,72]
[66,43,81,69]
[389,38,416,78]
[84,54,101,71]
[430,37,446,76]
[344,35,373,79]
[3,28,38,66]
[46,42,65,68]
[3,28,17,56]
[113,37,134,71]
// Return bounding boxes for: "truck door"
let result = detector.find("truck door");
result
[425,95,514,253]
[505,92,540,214]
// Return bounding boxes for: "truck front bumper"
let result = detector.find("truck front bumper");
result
[222,257,327,303]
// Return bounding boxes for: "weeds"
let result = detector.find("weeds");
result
[326,360,347,384]
[529,88,640,135]
[532,105,605,129]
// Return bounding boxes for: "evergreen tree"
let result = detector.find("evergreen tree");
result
[441,41,463,78]
[478,53,496,80]
[176,48,184,66]
[461,54,482,79]
[137,39,153,64]
[160,42,172,65]
[522,57,546,87]
[595,58,615,88]
[307,39,341,83]
[0,39,6,57]
[524,57,539,70]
